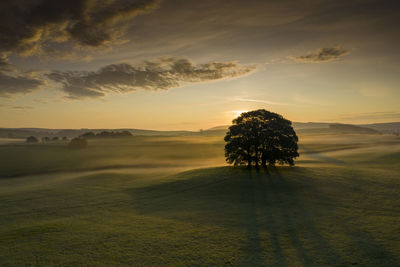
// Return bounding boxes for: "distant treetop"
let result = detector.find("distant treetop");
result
[68,137,88,149]
[26,136,39,143]
[79,131,132,138]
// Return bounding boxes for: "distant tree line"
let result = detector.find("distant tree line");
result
[26,136,68,143]
[25,135,88,149]
[41,136,68,142]
[79,131,132,138]
[25,131,132,148]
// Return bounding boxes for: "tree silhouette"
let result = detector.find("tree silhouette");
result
[224,109,299,168]
[79,131,132,138]
[26,136,39,143]
[68,137,88,149]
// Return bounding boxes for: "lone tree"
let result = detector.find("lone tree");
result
[68,137,88,149]
[224,109,299,168]
[26,136,39,143]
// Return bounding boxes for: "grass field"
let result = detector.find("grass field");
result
[0,134,399,266]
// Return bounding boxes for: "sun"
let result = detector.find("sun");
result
[232,110,248,118]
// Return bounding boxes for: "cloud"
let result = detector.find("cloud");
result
[12,105,34,110]
[0,56,45,97]
[233,97,289,106]
[0,55,14,72]
[0,0,160,56]
[0,72,44,97]
[289,47,350,63]
[47,57,257,99]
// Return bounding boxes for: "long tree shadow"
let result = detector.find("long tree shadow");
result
[237,169,264,266]
[300,146,347,165]
[265,167,346,266]
[249,169,288,267]
[340,227,400,266]
[268,167,400,266]
[125,166,399,266]
[125,166,341,265]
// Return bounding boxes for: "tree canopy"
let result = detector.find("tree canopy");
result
[224,109,299,168]
[26,136,39,143]
[80,131,132,138]
[68,137,88,149]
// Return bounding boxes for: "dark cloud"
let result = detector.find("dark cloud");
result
[0,0,160,56]
[290,47,350,63]
[0,55,44,96]
[47,57,257,99]
[0,55,14,72]
[0,72,44,97]
[117,0,400,63]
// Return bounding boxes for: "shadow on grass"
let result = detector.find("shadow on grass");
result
[265,167,345,266]
[240,169,288,266]
[300,145,347,165]
[126,166,398,266]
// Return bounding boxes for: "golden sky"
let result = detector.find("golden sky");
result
[0,0,399,130]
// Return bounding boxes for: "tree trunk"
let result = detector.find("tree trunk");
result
[261,149,267,168]
[261,158,267,168]
[269,162,275,170]
[255,150,259,169]
[246,145,252,169]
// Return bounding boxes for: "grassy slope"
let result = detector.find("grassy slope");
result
[0,134,399,266]
[0,136,225,177]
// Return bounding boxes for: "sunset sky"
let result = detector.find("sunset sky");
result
[0,0,399,130]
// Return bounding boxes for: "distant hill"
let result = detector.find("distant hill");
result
[206,125,229,131]
[1,121,399,139]
[293,122,400,135]
[292,122,331,129]
[207,122,333,132]
[329,124,381,134]
[360,122,400,134]
[207,122,398,135]
[0,128,194,139]
[207,122,379,134]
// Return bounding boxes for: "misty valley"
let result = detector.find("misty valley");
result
[0,123,399,266]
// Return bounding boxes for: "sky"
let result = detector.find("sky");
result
[0,0,399,130]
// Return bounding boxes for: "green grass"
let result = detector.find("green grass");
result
[0,136,225,177]
[0,134,399,266]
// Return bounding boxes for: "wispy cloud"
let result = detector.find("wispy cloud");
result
[233,97,289,105]
[289,46,350,63]
[12,105,34,110]
[47,57,257,99]
[0,56,45,97]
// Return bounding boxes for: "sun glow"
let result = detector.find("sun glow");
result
[232,110,248,118]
